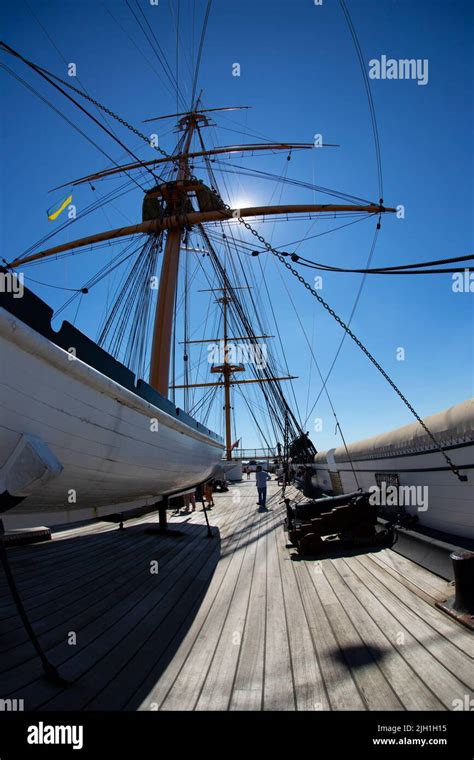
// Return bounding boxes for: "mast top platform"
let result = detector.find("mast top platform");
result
[142,105,251,129]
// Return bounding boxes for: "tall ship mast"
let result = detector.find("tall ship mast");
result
[0,83,391,526]
[3,33,469,540]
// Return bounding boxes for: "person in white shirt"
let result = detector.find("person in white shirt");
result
[255,465,271,511]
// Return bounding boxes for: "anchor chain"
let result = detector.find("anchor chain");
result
[237,222,467,481]
[32,64,178,163]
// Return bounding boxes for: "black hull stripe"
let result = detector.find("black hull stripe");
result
[333,464,474,474]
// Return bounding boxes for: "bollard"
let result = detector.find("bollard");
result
[436,550,474,630]
[284,498,294,531]
[451,551,474,613]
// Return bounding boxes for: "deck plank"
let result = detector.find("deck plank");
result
[323,559,444,710]
[1,480,472,712]
[146,487,261,710]
[343,556,472,707]
[0,535,178,667]
[0,528,180,643]
[85,539,224,710]
[309,560,404,711]
[2,518,226,706]
[293,562,366,710]
[276,532,329,711]
[43,505,237,711]
[194,500,265,710]
[262,512,296,710]
[358,554,474,664]
[228,512,268,711]
[373,549,452,597]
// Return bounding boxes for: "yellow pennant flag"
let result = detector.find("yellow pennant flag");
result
[47,194,73,221]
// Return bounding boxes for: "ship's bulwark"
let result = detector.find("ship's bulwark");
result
[0,307,224,529]
[313,399,474,539]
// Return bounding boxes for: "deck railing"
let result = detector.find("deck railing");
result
[226,447,278,461]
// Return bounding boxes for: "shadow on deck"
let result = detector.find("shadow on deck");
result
[0,516,221,710]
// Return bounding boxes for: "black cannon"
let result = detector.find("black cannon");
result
[285,491,393,557]
[285,490,362,531]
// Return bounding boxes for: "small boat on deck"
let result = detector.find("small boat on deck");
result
[0,277,224,528]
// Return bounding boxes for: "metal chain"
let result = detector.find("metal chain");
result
[36,65,172,162]
[235,217,465,480]
[55,75,466,480]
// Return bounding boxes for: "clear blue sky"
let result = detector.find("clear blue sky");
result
[1,0,473,451]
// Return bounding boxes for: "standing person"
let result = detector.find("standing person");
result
[244,465,250,480]
[204,478,215,508]
[182,490,196,513]
[255,465,271,511]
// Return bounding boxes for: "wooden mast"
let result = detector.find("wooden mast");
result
[197,285,246,461]
[6,112,396,415]
[149,229,181,394]
[221,293,233,460]
[149,116,196,395]
[174,284,295,461]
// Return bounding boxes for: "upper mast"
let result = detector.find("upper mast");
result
[148,111,197,395]
[7,105,397,408]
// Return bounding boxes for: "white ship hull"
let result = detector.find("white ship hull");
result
[0,307,224,529]
[313,400,474,540]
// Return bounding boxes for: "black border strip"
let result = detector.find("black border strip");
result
[335,463,474,474]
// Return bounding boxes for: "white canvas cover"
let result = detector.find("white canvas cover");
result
[316,399,474,463]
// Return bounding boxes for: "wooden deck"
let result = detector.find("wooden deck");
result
[0,480,472,711]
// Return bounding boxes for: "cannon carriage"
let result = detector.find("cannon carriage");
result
[285,491,394,557]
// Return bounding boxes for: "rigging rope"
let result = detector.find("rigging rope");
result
[293,252,474,275]
[125,0,187,111]
[235,213,467,481]
[303,221,380,428]
[276,257,361,487]
[24,0,121,140]
[5,40,467,477]
[0,43,165,188]
[198,225,303,443]
[0,63,148,197]
[191,0,212,107]
[102,0,183,104]
[339,0,383,200]
[207,159,375,205]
